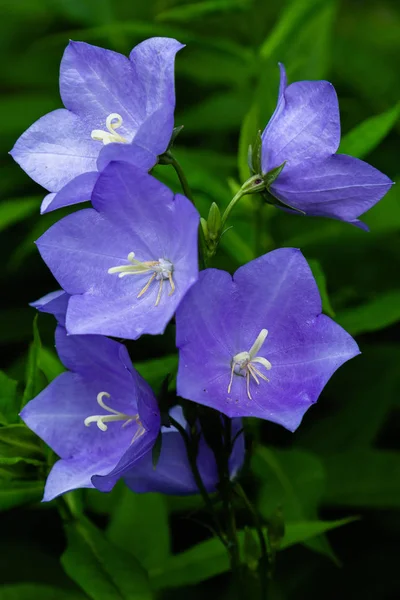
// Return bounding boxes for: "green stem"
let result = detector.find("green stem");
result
[221,174,266,230]
[169,416,227,547]
[235,482,269,599]
[218,417,243,596]
[166,153,207,269]
[168,155,195,205]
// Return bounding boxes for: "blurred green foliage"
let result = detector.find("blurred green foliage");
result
[0,0,399,599]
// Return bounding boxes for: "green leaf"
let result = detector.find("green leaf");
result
[323,450,400,508]
[0,424,42,458]
[339,103,400,159]
[0,480,43,511]
[107,490,170,572]
[178,91,248,133]
[0,583,87,600]
[21,316,45,409]
[156,0,250,23]
[134,354,178,391]
[253,446,338,562]
[308,259,335,317]
[62,517,152,600]
[0,371,19,425]
[259,0,327,59]
[149,519,355,589]
[298,344,399,453]
[39,346,65,383]
[336,290,400,335]
[0,197,41,232]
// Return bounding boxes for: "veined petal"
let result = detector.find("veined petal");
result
[96,140,156,172]
[262,77,340,173]
[36,163,199,340]
[60,41,145,136]
[10,109,97,192]
[41,171,99,214]
[30,290,70,325]
[176,249,358,430]
[270,153,394,223]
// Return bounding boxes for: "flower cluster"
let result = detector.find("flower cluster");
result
[13,37,392,501]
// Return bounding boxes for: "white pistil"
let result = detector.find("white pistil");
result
[108,252,175,307]
[91,113,128,145]
[84,392,144,443]
[228,329,272,400]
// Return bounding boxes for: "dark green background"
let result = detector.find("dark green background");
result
[0,0,399,599]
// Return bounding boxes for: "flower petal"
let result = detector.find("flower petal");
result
[262,78,340,173]
[30,290,69,325]
[10,109,97,192]
[37,163,199,339]
[40,171,99,214]
[60,41,144,136]
[270,153,394,223]
[96,141,156,173]
[20,371,133,459]
[43,455,113,501]
[177,249,358,430]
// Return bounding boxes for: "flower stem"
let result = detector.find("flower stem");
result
[217,417,244,596]
[169,415,227,547]
[167,154,195,205]
[235,482,269,599]
[221,174,266,229]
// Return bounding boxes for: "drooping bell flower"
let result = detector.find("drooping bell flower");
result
[36,162,199,340]
[248,64,393,228]
[176,248,360,432]
[125,406,245,495]
[10,37,183,214]
[20,326,160,500]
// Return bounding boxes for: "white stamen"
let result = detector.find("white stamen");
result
[108,252,175,306]
[91,113,128,145]
[227,329,271,400]
[84,392,144,443]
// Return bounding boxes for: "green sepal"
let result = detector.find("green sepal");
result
[261,188,306,216]
[168,125,184,150]
[263,161,286,187]
[248,130,263,175]
[200,217,209,242]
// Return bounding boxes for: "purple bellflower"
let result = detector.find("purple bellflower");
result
[20,325,160,500]
[36,162,199,339]
[176,248,360,432]
[125,406,245,495]
[10,37,183,214]
[252,64,393,228]
[30,289,70,326]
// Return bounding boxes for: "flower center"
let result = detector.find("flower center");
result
[84,391,145,443]
[108,252,175,306]
[228,329,272,400]
[91,113,128,145]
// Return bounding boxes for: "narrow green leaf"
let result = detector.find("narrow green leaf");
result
[62,517,152,600]
[107,490,170,571]
[0,481,43,511]
[0,583,87,600]
[238,103,259,182]
[150,518,355,589]
[0,371,19,425]
[260,0,326,59]
[39,347,65,383]
[336,290,400,335]
[339,103,400,159]
[21,316,44,409]
[0,197,41,232]
[156,0,250,23]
